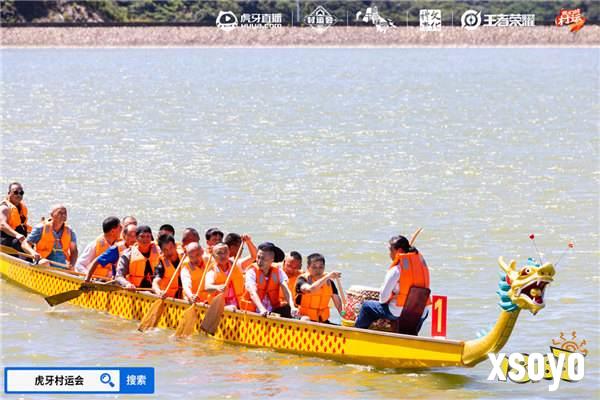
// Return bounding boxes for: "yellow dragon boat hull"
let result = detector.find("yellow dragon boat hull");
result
[1,253,467,369]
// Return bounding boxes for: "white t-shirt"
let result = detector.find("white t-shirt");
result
[74,240,97,273]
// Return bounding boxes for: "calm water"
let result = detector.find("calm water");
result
[1,48,599,399]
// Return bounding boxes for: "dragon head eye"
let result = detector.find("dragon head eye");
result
[520,267,532,276]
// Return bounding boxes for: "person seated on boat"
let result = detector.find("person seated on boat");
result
[279,251,302,307]
[156,224,183,254]
[0,182,39,260]
[296,253,343,324]
[74,216,122,276]
[181,227,201,249]
[84,222,138,282]
[240,242,298,318]
[224,232,258,271]
[119,215,137,241]
[153,233,182,299]
[180,242,209,304]
[354,235,431,333]
[115,225,160,289]
[122,216,137,230]
[204,242,244,311]
[27,204,78,269]
[203,227,224,259]
[158,224,175,238]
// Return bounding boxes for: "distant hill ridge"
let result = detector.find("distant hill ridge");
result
[1,0,598,25]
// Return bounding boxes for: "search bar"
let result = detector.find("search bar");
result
[4,367,154,394]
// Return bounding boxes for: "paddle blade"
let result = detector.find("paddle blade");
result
[175,305,199,338]
[92,284,122,293]
[45,289,83,307]
[138,299,166,332]
[200,294,224,335]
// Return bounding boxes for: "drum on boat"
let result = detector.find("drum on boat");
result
[341,285,395,332]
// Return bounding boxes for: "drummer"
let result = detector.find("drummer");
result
[354,235,431,331]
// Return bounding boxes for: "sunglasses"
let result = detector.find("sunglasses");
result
[11,190,24,196]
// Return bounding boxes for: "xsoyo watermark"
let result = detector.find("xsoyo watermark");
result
[488,331,588,392]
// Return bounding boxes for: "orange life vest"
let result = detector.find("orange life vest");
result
[158,257,181,298]
[280,270,300,305]
[2,198,31,233]
[209,261,245,306]
[128,243,161,287]
[298,273,333,322]
[182,259,208,302]
[390,252,432,307]
[35,220,73,261]
[92,235,115,278]
[240,264,282,312]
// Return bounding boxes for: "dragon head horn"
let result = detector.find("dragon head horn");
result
[498,256,516,275]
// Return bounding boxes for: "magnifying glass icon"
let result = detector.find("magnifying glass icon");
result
[100,373,115,388]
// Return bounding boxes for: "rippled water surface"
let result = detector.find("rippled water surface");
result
[1,48,599,399]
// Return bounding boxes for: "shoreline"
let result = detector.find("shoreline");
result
[1,26,599,47]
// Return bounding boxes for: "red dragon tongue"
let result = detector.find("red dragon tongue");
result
[506,275,511,285]
[535,296,543,304]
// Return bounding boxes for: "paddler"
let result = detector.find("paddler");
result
[156,224,185,256]
[122,215,137,230]
[84,222,137,282]
[203,227,223,258]
[75,216,122,275]
[181,227,200,248]
[204,242,244,310]
[152,234,182,299]
[296,253,343,323]
[27,204,78,269]
[180,242,209,304]
[354,235,431,332]
[158,224,175,238]
[0,182,38,260]
[115,225,160,289]
[119,215,137,242]
[240,242,298,318]
[224,232,258,271]
[279,251,302,306]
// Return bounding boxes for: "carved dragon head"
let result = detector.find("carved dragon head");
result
[497,257,555,315]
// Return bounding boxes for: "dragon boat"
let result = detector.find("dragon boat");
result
[0,251,555,370]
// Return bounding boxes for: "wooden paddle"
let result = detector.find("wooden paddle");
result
[0,243,38,260]
[200,243,245,335]
[45,280,118,307]
[1,244,81,272]
[174,253,214,338]
[138,254,187,332]
[409,227,423,246]
[45,280,154,307]
[1,244,115,283]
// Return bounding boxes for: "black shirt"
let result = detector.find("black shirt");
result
[154,257,180,279]
[153,257,182,298]
[138,249,154,289]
